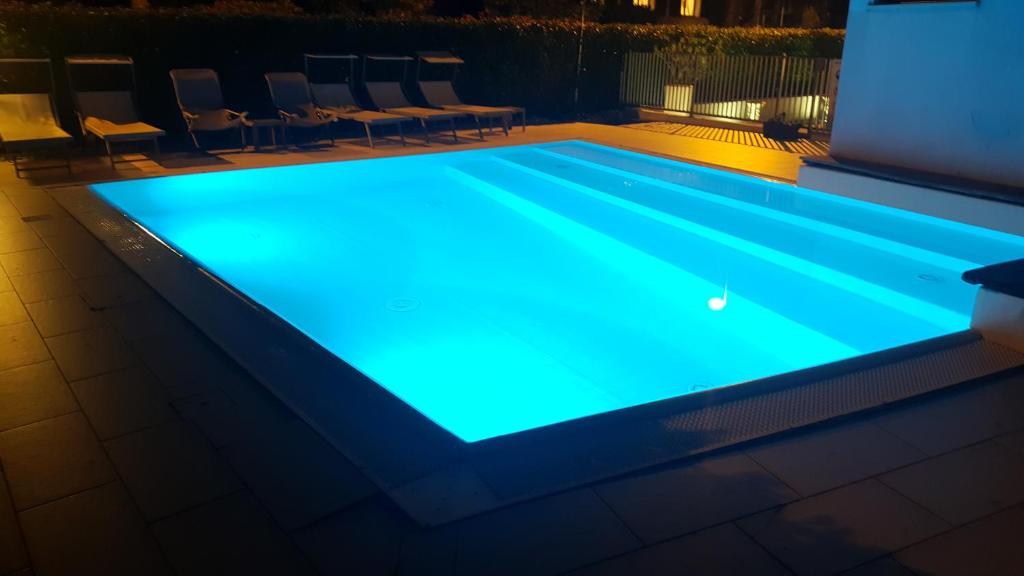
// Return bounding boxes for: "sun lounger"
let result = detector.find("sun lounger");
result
[0,58,73,177]
[365,81,468,144]
[66,55,164,168]
[169,68,248,150]
[303,53,410,148]
[418,80,525,136]
[264,72,335,146]
[311,81,410,148]
[416,51,526,135]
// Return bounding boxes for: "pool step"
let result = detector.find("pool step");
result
[449,160,959,353]
[500,147,979,316]
[539,141,1024,267]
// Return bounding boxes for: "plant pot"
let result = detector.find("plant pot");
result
[763,120,802,141]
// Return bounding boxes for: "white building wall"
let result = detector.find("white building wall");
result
[830,0,1024,188]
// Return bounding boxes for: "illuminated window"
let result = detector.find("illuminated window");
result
[633,0,651,7]
[680,0,697,16]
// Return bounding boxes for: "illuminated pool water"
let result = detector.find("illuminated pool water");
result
[91,141,1024,442]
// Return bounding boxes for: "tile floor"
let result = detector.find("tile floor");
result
[0,124,1022,575]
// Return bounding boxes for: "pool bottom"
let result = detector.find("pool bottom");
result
[50,180,1024,526]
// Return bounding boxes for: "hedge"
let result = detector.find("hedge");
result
[0,4,844,146]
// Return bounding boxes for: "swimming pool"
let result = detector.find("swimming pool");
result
[91,141,1024,443]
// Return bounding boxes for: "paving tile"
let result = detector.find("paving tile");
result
[397,524,459,576]
[595,451,798,543]
[453,488,640,576]
[102,298,189,342]
[0,322,50,373]
[0,274,12,293]
[9,269,79,304]
[870,371,1024,455]
[895,505,1024,576]
[746,420,925,496]
[0,362,77,432]
[738,479,948,576]
[153,490,314,576]
[19,482,172,576]
[568,523,790,576]
[0,248,62,277]
[4,191,64,218]
[0,412,116,510]
[879,440,1024,525]
[28,216,87,238]
[0,231,44,255]
[132,331,233,399]
[0,198,19,220]
[0,467,29,575]
[24,294,104,337]
[295,495,414,576]
[0,290,29,327]
[70,367,178,440]
[996,429,1024,457]
[221,418,376,530]
[77,272,152,308]
[0,215,31,236]
[104,420,240,521]
[45,326,136,381]
[172,389,296,449]
[840,556,916,576]
[46,239,126,280]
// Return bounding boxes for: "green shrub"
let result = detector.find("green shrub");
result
[0,4,843,145]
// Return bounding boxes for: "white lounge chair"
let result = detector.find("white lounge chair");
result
[0,58,72,177]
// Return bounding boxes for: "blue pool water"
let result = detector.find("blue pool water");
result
[91,141,1024,442]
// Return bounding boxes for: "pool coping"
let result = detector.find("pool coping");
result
[46,148,1024,526]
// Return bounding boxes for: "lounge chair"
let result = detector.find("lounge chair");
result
[169,68,248,150]
[264,72,335,146]
[304,53,410,148]
[65,55,164,168]
[365,81,469,145]
[0,58,73,177]
[362,54,468,145]
[416,52,526,135]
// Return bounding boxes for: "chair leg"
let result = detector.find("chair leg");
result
[502,115,510,137]
[240,126,247,151]
[450,118,458,142]
[521,109,527,132]
[190,132,201,150]
[364,123,374,148]
[105,140,115,169]
[420,119,430,146]
[398,123,406,147]
[474,116,484,141]
[13,154,23,179]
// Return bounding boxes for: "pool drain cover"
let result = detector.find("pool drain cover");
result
[387,297,420,312]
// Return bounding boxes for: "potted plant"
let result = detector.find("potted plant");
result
[763,113,803,141]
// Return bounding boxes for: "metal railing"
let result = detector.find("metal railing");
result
[620,52,841,132]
